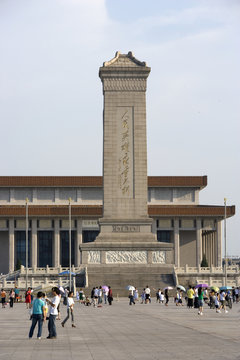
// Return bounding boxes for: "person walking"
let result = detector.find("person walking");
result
[61,291,76,328]
[25,287,32,309]
[103,287,108,304]
[165,288,169,306]
[29,291,46,340]
[14,286,20,302]
[145,286,150,304]
[187,286,194,309]
[108,286,113,305]
[46,287,61,339]
[129,289,135,305]
[98,286,103,305]
[79,288,84,304]
[134,287,139,302]
[198,287,205,315]
[9,289,15,308]
[219,290,228,313]
[1,289,6,308]
[93,287,99,307]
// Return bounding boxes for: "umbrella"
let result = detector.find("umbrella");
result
[219,286,232,291]
[195,283,208,288]
[126,285,135,291]
[211,286,219,292]
[59,270,76,276]
[102,285,109,291]
[163,286,173,290]
[177,285,186,292]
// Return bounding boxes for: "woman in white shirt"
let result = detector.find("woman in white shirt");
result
[61,291,76,328]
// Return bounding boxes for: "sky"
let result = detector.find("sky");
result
[0,0,239,255]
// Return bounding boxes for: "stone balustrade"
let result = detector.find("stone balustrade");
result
[175,265,239,274]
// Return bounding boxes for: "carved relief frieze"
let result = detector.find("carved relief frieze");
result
[88,251,101,264]
[106,251,147,264]
[152,251,166,264]
[103,78,146,91]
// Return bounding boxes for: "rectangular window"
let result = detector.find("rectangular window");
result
[157,230,171,243]
[60,231,76,267]
[15,231,31,267]
[38,231,53,267]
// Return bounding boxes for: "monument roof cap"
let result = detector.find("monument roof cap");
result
[103,51,147,67]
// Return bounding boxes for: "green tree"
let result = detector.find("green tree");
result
[15,258,22,271]
[201,254,208,267]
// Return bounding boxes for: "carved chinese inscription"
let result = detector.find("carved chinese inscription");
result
[117,107,134,198]
[112,225,140,233]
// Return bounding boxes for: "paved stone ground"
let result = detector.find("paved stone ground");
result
[0,299,239,360]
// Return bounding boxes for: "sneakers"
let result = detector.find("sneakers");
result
[37,337,41,340]
[61,323,64,327]
[72,324,76,328]
[225,310,228,313]
[46,336,57,339]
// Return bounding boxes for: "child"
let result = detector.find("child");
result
[215,293,221,313]
[61,291,76,328]
[159,292,165,304]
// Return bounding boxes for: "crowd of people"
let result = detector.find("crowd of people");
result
[1,284,239,339]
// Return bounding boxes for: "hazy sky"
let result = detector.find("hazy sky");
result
[0,0,239,254]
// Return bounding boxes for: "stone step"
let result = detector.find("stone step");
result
[85,268,175,296]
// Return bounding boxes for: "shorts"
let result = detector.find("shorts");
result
[198,299,204,307]
[220,300,226,306]
[215,305,219,309]
[145,294,150,300]
[1,298,5,304]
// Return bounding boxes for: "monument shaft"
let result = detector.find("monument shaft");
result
[97,51,154,241]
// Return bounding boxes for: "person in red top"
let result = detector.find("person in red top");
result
[25,287,32,309]
[108,286,113,305]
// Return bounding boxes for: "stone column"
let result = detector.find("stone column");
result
[9,219,15,272]
[31,219,38,268]
[196,219,202,267]
[54,219,60,267]
[75,219,82,266]
[174,219,180,267]
[216,221,222,267]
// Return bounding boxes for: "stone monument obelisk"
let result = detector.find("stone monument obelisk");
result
[80,52,171,267]
[96,51,155,243]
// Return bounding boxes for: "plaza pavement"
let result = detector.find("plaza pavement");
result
[0,299,239,360]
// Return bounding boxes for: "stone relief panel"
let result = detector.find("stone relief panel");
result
[88,251,101,264]
[106,251,147,264]
[152,251,166,264]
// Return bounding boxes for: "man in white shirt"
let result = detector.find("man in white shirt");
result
[145,286,151,304]
[46,287,61,339]
[93,287,99,307]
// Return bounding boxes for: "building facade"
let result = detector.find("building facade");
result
[0,175,235,274]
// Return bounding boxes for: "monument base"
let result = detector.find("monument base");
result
[95,218,156,243]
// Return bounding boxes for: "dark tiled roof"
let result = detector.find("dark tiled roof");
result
[0,176,207,188]
[0,204,234,218]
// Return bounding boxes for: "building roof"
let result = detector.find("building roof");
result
[0,176,207,189]
[0,204,234,218]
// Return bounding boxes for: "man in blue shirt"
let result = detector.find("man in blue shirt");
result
[29,291,46,340]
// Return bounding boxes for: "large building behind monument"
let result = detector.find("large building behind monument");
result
[0,52,237,291]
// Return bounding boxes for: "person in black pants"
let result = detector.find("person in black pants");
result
[9,289,15,308]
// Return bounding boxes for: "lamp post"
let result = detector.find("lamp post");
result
[69,197,72,291]
[25,197,29,290]
[224,198,227,286]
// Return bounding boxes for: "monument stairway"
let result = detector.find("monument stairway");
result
[85,265,176,297]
